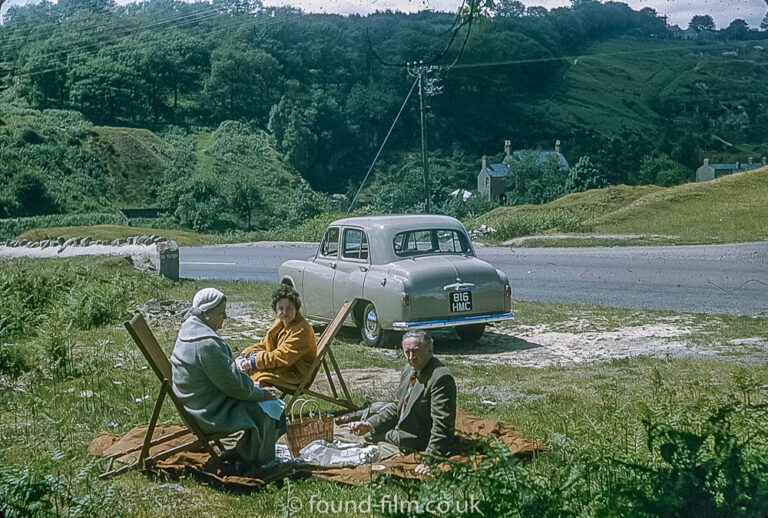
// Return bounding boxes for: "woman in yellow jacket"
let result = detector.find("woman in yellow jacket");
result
[235,285,317,387]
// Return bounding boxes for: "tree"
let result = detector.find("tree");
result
[7,172,59,217]
[226,168,262,229]
[761,12,768,31]
[204,43,281,122]
[171,176,226,232]
[723,19,749,40]
[688,14,715,32]
[491,0,524,18]
[635,154,692,186]
[565,156,607,193]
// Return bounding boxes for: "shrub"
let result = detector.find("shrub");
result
[491,209,587,240]
[0,343,28,379]
[0,460,115,518]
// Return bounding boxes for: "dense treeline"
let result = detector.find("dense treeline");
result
[0,0,767,226]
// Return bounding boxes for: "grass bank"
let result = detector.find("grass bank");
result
[477,167,768,246]
[1,256,766,516]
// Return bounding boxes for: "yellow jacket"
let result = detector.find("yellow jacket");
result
[240,312,317,387]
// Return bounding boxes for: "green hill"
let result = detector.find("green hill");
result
[534,38,767,165]
[85,127,171,208]
[479,167,768,245]
[588,167,768,243]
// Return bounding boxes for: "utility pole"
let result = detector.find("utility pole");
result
[408,61,442,213]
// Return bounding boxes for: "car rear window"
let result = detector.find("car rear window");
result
[393,229,471,257]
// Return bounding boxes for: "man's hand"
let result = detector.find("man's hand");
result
[349,420,373,436]
[414,463,430,475]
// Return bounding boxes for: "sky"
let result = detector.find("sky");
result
[1,0,765,29]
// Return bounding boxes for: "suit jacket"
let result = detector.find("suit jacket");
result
[367,356,456,459]
[239,313,317,386]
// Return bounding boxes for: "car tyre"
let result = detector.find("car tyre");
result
[456,323,485,342]
[360,302,391,347]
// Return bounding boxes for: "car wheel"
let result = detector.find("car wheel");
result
[360,302,386,347]
[456,323,485,342]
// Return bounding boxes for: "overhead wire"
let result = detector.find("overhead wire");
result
[0,2,232,53]
[346,75,419,214]
[5,6,302,79]
[1,6,243,67]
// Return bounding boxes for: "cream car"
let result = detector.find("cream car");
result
[278,215,514,346]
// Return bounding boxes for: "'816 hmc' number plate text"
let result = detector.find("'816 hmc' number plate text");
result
[450,291,472,312]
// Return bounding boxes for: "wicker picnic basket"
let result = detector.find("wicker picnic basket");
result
[285,399,334,458]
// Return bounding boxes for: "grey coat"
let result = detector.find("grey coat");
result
[171,316,270,434]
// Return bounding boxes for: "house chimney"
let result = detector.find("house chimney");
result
[504,140,511,155]
[749,156,753,164]
[555,139,561,153]
[762,157,767,166]
[704,158,709,166]
[482,155,487,170]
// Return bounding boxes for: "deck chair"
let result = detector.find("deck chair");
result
[273,299,359,414]
[99,313,235,479]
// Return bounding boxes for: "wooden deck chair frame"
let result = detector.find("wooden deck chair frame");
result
[99,313,236,479]
[274,299,359,414]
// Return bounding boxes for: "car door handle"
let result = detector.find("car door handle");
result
[330,262,337,269]
[359,266,368,272]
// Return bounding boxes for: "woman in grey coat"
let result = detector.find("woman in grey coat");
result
[171,287,279,467]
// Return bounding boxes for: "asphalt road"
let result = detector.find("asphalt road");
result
[179,241,768,317]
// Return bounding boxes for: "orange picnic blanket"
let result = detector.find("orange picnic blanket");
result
[89,408,546,489]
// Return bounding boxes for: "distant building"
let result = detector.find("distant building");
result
[477,155,510,203]
[477,139,569,202]
[696,157,765,182]
[667,25,684,39]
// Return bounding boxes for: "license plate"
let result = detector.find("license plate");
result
[449,291,472,312]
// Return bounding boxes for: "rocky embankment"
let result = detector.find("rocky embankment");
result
[1,234,168,251]
[0,235,179,278]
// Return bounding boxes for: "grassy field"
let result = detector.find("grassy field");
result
[1,256,766,516]
[477,167,768,246]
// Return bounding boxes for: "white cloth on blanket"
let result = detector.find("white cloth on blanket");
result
[299,439,380,467]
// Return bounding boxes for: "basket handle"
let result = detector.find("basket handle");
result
[290,398,319,421]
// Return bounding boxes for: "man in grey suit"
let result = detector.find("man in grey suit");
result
[348,330,456,474]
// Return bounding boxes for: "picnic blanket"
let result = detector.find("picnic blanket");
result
[89,408,546,489]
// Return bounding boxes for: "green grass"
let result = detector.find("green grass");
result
[84,126,171,208]
[589,167,768,243]
[1,256,766,516]
[477,167,768,246]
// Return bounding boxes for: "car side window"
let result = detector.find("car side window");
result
[342,228,368,260]
[320,227,339,257]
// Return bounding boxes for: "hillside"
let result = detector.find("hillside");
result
[589,167,768,243]
[85,127,171,208]
[480,167,768,245]
[531,38,767,167]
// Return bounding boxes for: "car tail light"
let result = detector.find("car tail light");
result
[402,294,410,306]
[505,284,512,298]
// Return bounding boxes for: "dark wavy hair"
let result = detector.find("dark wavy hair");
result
[272,284,302,311]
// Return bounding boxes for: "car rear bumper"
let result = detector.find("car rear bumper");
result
[391,311,515,330]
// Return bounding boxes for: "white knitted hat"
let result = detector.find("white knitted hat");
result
[192,288,226,313]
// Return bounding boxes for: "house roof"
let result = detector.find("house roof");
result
[510,150,570,171]
[707,163,762,172]
[485,163,510,178]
